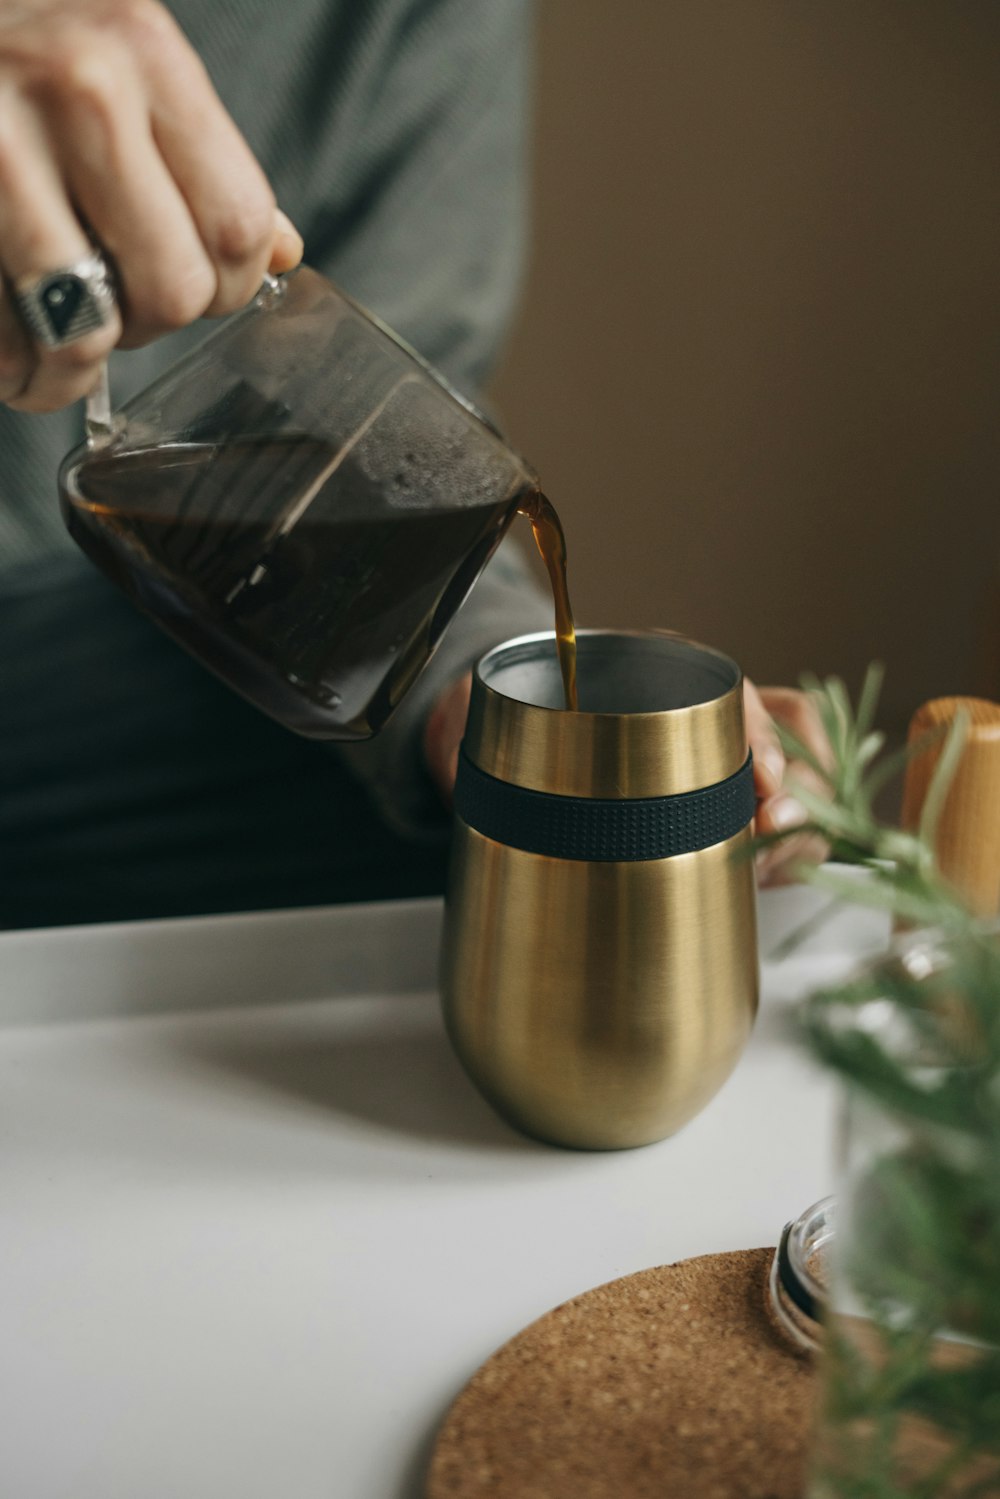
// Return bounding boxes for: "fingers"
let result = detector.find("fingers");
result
[0,0,303,412]
[756,762,829,887]
[755,791,829,887]
[755,829,830,888]
[757,686,833,773]
[0,91,121,411]
[139,21,283,318]
[745,679,834,887]
[269,210,305,276]
[743,677,785,799]
[130,6,302,309]
[0,289,34,404]
[52,48,219,348]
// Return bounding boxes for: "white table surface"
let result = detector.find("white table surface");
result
[0,887,889,1499]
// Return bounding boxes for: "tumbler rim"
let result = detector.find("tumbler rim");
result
[464,628,748,799]
[475,628,741,718]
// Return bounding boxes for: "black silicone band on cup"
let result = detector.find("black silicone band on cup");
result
[454,750,755,863]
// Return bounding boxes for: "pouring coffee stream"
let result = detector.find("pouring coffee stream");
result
[518,490,578,713]
[521,485,575,707]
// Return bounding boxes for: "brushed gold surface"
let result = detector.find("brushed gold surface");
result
[441,823,759,1150]
[463,630,746,797]
[443,629,757,1150]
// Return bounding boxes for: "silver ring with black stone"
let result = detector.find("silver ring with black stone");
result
[14,249,117,348]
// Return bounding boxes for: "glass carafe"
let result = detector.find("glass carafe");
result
[58,267,537,740]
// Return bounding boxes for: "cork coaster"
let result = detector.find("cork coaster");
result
[426,1248,818,1499]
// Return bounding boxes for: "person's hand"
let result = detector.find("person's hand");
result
[423,672,473,808]
[744,679,831,886]
[0,0,303,414]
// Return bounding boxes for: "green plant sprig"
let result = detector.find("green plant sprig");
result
[760,666,1000,1498]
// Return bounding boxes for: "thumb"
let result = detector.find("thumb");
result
[743,676,785,798]
[268,209,305,275]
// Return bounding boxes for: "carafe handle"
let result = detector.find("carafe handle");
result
[82,274,287,447]
[84,363,114,445]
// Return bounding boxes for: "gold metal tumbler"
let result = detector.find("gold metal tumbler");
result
[440,630,759,1149]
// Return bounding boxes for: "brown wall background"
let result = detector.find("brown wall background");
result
[490,0,1000,737]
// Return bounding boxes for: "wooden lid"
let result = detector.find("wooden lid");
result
[901,697,1000,917]
[426,1248,817,1498]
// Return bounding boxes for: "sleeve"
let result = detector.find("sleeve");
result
[305,0,536,399]
[306,0,552,836]
[336,538,551,839]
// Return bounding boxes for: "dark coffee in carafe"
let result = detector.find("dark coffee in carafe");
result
[58,265,579,738]
[63,440,578,738]
[63,433,531,739]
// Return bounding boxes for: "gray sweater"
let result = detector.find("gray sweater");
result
[0,0,549,837]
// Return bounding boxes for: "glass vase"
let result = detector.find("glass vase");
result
[807,932,1000,1499]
